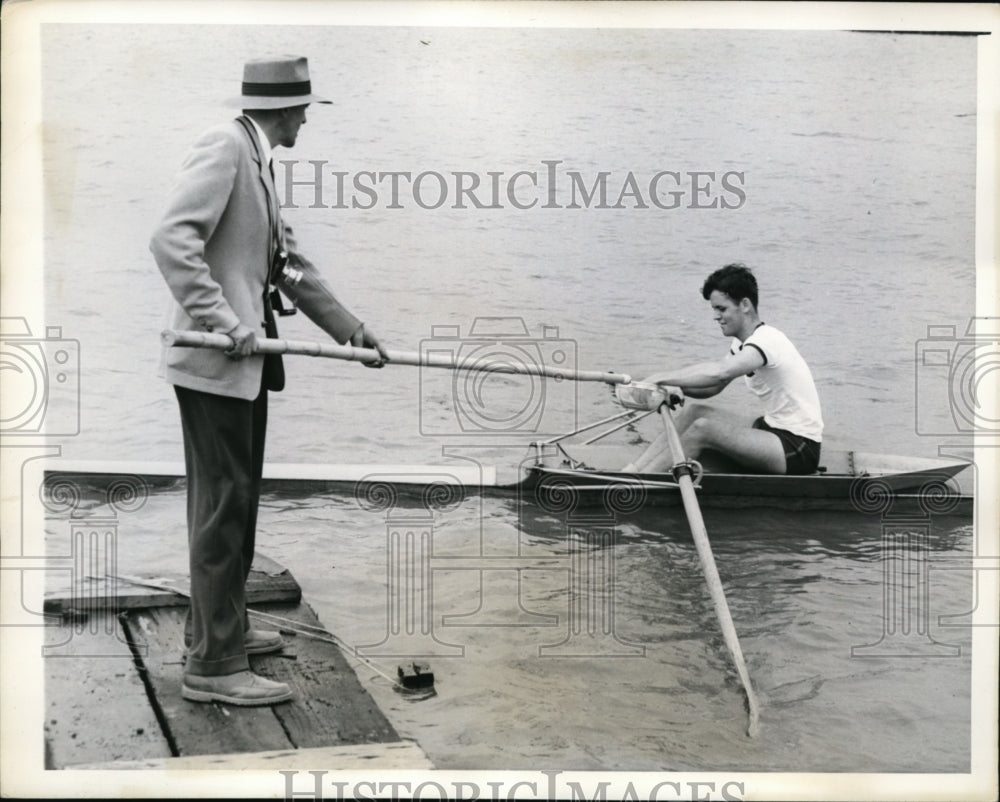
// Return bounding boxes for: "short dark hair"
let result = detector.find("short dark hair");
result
[701,263,758,309]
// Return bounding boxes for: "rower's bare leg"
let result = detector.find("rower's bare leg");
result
[681,408,786,474]
[625,406,786,474]
[623,403,704,472]
[622,431,671,473]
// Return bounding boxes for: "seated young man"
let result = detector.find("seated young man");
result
[624,263,823,475]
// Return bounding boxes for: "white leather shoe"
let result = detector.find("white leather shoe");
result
[182,670,293,706]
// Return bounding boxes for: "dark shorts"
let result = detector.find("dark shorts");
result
[752,417,821,475]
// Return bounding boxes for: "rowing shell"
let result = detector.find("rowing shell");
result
[522,443,970,500]
[43,447,970,511]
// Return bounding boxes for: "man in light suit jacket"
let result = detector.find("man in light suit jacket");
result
[151,56,388,706]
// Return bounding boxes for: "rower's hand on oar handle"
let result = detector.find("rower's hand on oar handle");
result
[657,383,685,410]
[352,325,390,368]
[223,322,257,360]
[615,381,684,411]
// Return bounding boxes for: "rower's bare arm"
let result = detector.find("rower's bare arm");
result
[642,349,763,393]
[684,382,727,399]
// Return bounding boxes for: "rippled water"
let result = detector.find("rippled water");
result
[37,23,980,773]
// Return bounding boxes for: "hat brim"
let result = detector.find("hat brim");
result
[226,93,332,109]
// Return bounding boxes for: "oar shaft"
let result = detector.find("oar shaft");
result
[162,329,632,385]
[658,405,761,737]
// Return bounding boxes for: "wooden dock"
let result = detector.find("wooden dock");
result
[43,554,433,770]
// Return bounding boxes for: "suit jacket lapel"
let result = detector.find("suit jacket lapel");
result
[236,116,281,263]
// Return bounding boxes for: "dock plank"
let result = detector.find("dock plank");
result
[73,740,434,770]
[45,554,417,768]
[44,552,301,614]
[44,616,172,769]
[124,606,293,757]
[246,603,400,749]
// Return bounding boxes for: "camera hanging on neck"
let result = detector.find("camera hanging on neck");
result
[269,250,300,317]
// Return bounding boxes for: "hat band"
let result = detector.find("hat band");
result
[241,79,312,97]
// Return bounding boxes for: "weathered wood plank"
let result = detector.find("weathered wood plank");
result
[44,552,301,613]
[124,606,293,757]
[247,602,401,748]
[72,740,434,770]
[46,554,413,767]
[43,614,172,769]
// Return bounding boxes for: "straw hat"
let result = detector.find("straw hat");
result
[228,56,331,109]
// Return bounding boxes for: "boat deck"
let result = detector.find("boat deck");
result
[43,554,432,770]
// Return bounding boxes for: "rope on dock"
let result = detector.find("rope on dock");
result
[247,608,406,689]
[104,573,413,691]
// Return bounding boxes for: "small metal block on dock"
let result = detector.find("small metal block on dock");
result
[397,661,435,689]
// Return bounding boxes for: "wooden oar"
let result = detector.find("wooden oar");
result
[162,330,632,385]
[657,404,761,737]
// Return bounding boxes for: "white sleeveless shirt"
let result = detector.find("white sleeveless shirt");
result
[731,324,823,442]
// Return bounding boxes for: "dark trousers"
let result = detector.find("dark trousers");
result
[174,382,268,676]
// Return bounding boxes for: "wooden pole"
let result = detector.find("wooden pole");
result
[658,404,761,737]
[162,329,632,385]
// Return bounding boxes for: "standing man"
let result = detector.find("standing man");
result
[151,56,388,706]
[624,263,822,475]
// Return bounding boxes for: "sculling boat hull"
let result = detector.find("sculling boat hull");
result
[516,444,972,509]
[42,446,971,511]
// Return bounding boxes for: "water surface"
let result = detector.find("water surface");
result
[38,24,979,773]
